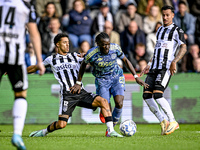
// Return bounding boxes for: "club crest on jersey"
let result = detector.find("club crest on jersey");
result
[111,53,117,59]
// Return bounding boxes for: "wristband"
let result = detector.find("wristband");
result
[134,74,138,78]
[76,81,82,85]
[147,62,152,67]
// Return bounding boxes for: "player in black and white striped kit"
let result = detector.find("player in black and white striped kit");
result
[28,33,123,138]
[0,0,45,149]
[140,6,187,135]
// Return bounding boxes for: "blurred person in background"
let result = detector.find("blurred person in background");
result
[137,0,163,16]
[173,1,196,45]
[146,22,162,59]
[181,44,200,73]
[143,5,162,34]
[91,1,115,37]
[67,0,92,48]
[36,0,62,17]
[38,2,61,36]
[117,3,143,33]
[120,21,146,71]
[0,0,45,149]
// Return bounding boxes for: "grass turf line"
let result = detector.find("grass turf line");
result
[0,124,200,150]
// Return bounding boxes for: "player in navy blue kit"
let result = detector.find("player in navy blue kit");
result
[70,32,148,135]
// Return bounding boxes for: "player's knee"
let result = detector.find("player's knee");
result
[143,93,152,100]
[99,98,109,107]
[115,101,123,109]
[153,93,163,99]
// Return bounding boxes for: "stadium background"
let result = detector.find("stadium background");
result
[0,73,199,124]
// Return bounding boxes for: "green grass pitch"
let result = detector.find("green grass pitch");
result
[0,124,200,150]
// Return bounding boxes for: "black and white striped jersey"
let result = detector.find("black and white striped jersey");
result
[0,0,37,65]
[43,53,83,94]
[150,23,186,70]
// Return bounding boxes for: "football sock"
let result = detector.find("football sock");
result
[112,107,122,124]
[144,98,164,122]
[105,116,114,133]
[13,98,27,136]
[155,97,175,122]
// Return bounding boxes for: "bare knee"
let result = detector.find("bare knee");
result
[115,101,123,109]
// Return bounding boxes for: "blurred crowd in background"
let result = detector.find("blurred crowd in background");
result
[25,0,200,73]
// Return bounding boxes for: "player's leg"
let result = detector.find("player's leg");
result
[7,64,28,150]
[30,92,77,137]
[92,96,123,137]
[153,69,179,135]
[142,72,168,135]
[95,78,111,123]
[111,75,125,126]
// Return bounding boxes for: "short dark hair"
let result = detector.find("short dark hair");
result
[95,32,109,44]
[161,5,174,13]
[178,1,187,6]
[54,33,69,46]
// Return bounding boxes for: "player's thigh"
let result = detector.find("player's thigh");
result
[154,69,171,92]
[143,72,157,93]
[7,64,28,93]
[95,78,111,103]
[111,75,125,97]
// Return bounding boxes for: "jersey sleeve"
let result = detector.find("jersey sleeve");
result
[116,44,124,59]
[73,52,84,62]
[43,56,51,67]
[176,28,186,46]
[27,4,37,23]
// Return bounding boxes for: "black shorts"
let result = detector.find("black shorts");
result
[0,63,28,92]
[59,89,98,117]
[144,69,171,92]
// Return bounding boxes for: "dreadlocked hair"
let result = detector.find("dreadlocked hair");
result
[95,32,109,44]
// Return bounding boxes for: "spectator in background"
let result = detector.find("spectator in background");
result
[181,44,200,73]
[132,43,149,72]
[163,0,179,13]
[173,1,196,45]
[143,5,162,34]
[95,21,121,46]
[137,0,163,16]
[36,0,62,17]
[67,0,92,48]
[91,1,115,36]
[117,3,143,33]
[78,41,93,72]
[41,17,63,60]
[190,0,200,17]
[25,43,37,67]
[146,22,162,59]
[120,21,146,68]
[38,2,61,36]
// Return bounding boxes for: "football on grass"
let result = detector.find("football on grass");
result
[119,119,137,136]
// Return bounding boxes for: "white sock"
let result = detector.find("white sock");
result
[13,98,27,135]
[106,121,114,133]
[144,98,164,122]
[155,97,175,122]
[44,128,48,134]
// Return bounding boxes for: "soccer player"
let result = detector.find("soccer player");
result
[28,33,123,138]
[140,5,187,135]
[0,0,45,149]
[70,32,148,132]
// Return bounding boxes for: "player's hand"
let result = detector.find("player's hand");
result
[135,78,149,89]
[140,65,150,76]
[70,84,81,94]
[77,53,86,58]
[170,61,176,76]
[37,62,45,75]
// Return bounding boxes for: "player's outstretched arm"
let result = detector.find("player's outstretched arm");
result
[27,22,45,75]
[122,56,149,89]
[170,44,187,76]
[70,61,87,94]
[27,65,39,74]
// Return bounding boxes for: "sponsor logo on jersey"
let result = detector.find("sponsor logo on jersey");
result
[56,64,73,71]
[97,58,103,61]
